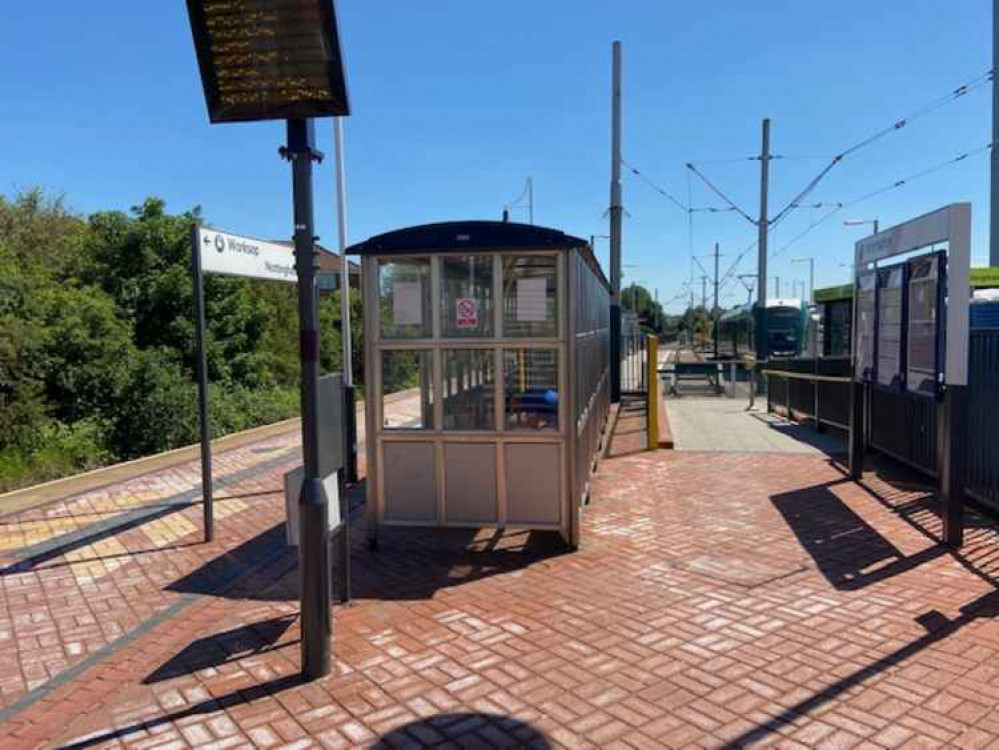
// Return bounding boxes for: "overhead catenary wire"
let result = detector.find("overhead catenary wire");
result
[685,162,758,225]
[621,158,737,214]
[769,141,994,261]
[769,67,993,224]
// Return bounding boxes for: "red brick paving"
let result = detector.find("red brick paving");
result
[1,429,998,748]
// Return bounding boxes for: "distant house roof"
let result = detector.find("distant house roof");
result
[271,240,361,274]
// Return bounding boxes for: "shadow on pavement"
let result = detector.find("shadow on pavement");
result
[168,481,567,603]
[372,713,553,749]
[59,673,306,749]
[772,479,947,590]
[143,614,298,684]
[747,410,847,457]
[722,588,999,749]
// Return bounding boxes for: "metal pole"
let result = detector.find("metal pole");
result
[873,219,879,235]
[808,258,814,303]
[992,0,999,265]
[333,117,353,602]
[285,118,331,681]
[334,119,352,389]
[528,176,534,225]
[609,41,623,403]
[713,242,720,359]
[756,118,771,364]
[191,226,214,543]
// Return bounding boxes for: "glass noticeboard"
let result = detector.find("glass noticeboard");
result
[876,266,906,389]
[907,253,943,397]
[854,272,877,382]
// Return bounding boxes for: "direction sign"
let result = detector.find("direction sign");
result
[197,227,297,284]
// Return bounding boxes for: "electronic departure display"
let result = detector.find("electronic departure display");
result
[907,253,944,397]
[187,0,349,123]
[854,272,877,382]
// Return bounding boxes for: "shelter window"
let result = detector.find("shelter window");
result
[504,348,558,431]
[381,350,434,429]
[442,349,496,430]
[502,256,558,338]
[440,255,494,338]
[379,259,432,339]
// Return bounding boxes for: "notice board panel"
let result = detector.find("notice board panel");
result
[854,272,877,382]
[907,253,944,397]
[876,266,906,389]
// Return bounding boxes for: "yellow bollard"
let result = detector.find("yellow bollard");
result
[647,335,659,450]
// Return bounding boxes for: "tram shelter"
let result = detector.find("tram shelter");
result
[346,221,611,550]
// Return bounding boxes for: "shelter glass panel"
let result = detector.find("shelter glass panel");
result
[502,256,558,338]
[504,349,559,431]
[379,259,432,339]
[442,349,496,430]
[381,350,434,429]
[440,255,494,338]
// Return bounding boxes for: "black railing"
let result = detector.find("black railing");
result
[763,358,851,431]
[620,332,648,394]
[968,329,999,512]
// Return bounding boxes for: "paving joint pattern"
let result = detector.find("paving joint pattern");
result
[1,401,999,749]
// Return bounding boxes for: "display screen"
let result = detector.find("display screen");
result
[187,0,349,123]
[854,272,877,382]
[907,253,942,397]
[876,266,905,388]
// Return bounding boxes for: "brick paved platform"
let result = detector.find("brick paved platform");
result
[2,425,999,747]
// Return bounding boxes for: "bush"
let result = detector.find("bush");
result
[0,419,110,493]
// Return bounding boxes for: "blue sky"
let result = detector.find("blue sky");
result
[1,1,992,312]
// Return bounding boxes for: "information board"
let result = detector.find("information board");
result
[854,272,877,382]
[876,266,906,389]
[198,227,297,283]
[907,253,943,397]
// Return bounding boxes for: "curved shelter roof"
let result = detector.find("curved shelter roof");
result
[345,220,608,290]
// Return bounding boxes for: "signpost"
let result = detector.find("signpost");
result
[185,0,350,681]
[848,204,971,547]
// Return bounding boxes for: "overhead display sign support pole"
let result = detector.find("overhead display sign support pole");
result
[849,203,971,547]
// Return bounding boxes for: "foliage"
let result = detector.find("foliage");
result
[0,189,361,492]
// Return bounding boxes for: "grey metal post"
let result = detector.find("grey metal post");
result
[285,119,331,680]
[993,0,999,265]
[528,176,534,225]
[755,118,770,364]
[333,117,353,601]
[713,242,720,359]
[190,226,214,543]
[334,119,352,391]
[609,40,623,403]
[941,385,967,547]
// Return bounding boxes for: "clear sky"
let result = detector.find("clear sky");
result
[1,1,992,312]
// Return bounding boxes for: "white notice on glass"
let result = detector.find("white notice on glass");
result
[516,277,548,322]
[393,280,423,325]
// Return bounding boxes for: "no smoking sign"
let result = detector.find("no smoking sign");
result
[456,297,479,328]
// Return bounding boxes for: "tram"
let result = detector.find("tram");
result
[717,298,809,359]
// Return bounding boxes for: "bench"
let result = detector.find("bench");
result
[660,362,725,396]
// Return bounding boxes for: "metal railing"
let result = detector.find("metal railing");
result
[620,332,648,393]
[761,358,852,431]
[968,329,999,511]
